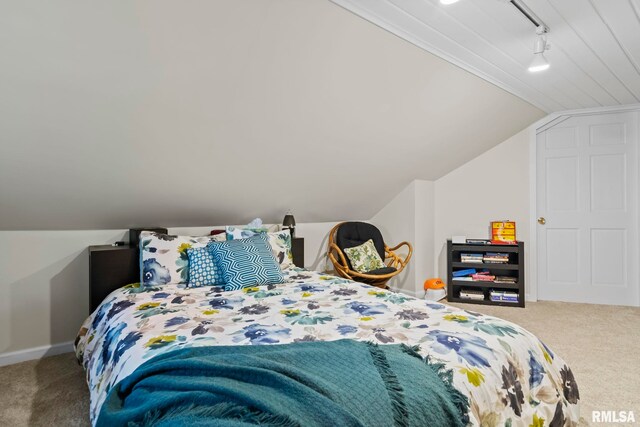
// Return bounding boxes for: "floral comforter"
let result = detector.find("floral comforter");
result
[76,268,580,426]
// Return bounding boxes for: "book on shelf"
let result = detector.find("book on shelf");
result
[502,291,519,302]
[465,239,490,245]
[490,290,503,302]
[460,295,485,301]
[461,253,483,263]
[460,289,485,300]
[483,252,509,263]
[454,277,473,281]
[472,274,496,281]
[452,268,477,277]
[494,276,517,284]
[490,290,519,302]
[460,295,484,300]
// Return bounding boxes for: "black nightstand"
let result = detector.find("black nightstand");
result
[291,237,304,267]
[88,245,139,312]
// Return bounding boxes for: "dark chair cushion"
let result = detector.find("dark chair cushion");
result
[336,222,386,269]
[361,266,397,276]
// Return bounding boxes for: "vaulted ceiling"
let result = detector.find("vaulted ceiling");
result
[0,0,543,230]
[332,0,640,112]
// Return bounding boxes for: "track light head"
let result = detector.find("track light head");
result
[528,53,550,72]
[528,29,550,72]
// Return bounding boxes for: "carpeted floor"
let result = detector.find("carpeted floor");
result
[0,301,637,426]
[0,351,89,426]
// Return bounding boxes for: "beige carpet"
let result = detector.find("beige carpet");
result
[0,351,89,426]
[0,301,637,426]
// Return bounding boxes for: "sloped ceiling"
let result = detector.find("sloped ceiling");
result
[332,0,640,112]
[0,0,543,230]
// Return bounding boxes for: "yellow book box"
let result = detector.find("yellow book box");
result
[491,221,516,244]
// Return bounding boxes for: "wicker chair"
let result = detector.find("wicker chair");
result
[327,222,413,289]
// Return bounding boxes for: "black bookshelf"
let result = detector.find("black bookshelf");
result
[447,240,525,308]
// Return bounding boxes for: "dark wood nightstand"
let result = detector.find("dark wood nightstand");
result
[291,237,304,268]
[88,245,139,312]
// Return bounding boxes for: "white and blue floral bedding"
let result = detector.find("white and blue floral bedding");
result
[76,268,580,426]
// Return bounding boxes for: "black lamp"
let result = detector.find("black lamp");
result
[282,212,296,238]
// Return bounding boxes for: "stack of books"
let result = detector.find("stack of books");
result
[472,273,495,281]
[452,268,477,278]
[490,290,519,303]
[483,252,509,263]
[453,268,494,281]
[494,276,517,284]
[460,289,484,301]
[465,239,490,245]
[461,253,483,263]
[502,292,519,303]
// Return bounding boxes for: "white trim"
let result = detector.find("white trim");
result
[0,341,74,368]
[528,103,640,305]
[528,122,538,302]
[531,103,640,133]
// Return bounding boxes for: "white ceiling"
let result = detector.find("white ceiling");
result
[0,0,543,230]
[331,0,640,112]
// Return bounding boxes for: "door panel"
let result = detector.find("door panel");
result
[545,157,579,212]
[590,154,626,211]
[546,126,578,149]
[590,228,626,287]
[589,122,626,146]
[537,111,639,306]
[546,228,579,285]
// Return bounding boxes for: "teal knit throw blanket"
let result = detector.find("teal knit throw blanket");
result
[97,339,469,427]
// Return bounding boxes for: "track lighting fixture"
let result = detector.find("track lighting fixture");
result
[438,0,551,72]
[528,26,550,72]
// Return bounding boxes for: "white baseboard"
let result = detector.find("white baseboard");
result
[0,341,75,368]
[390,287,421,298]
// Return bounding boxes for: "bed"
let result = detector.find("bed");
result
[76,266,580,426]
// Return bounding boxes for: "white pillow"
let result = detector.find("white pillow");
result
[139,231,225,285]
[266,229,294,269]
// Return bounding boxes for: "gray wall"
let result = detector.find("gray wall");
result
[0,222,339,359]
[0,0,543,230]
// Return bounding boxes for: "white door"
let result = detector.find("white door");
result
[537,111,639,306]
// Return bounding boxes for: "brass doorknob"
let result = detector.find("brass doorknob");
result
[537,217,546,225]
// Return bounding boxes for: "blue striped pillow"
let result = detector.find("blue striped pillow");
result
[208,234,285,291]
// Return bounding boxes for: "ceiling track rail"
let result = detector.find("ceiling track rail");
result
[508,0,549,32]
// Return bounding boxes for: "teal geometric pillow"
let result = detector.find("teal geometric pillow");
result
[227,229,294,270]
[186,247,224,287]
[208,234,285,291]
